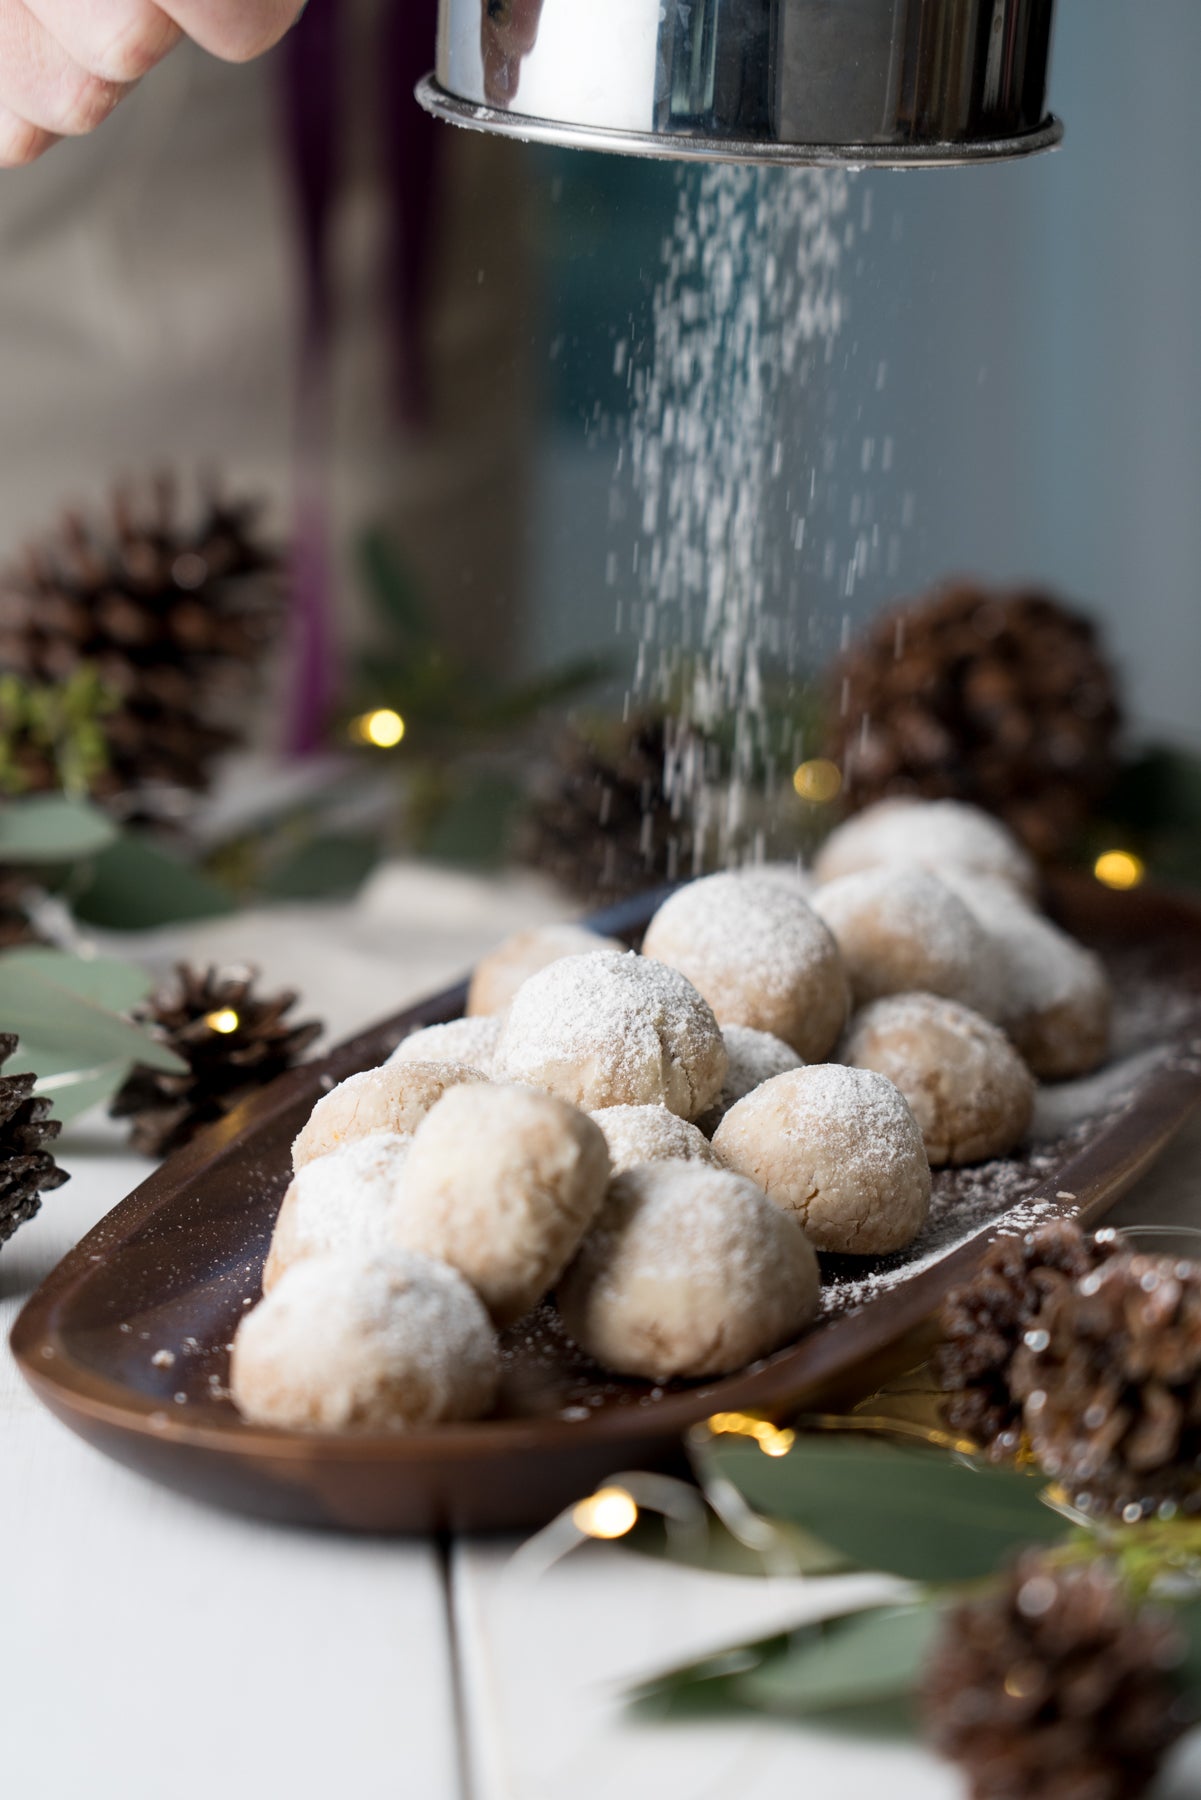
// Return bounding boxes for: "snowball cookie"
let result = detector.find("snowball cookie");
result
[494,950,726,1120]
[391,1082,611,1326]
[813,797,1037,898]
[557,1162,820,1380]
[811,865,1002,1018]
[264,1132,411,1293]
[842,993,1034,1167]
[589,1103,718,1177]
[467,922,625,1018]
[230,1248,498,1432]
[293,1061,485,1169]
[713,1065,931,1255]
[386,1014,501,1075]
[641,872,848,1061]
[697,1023,805,1136]
[942,871,1111,1079]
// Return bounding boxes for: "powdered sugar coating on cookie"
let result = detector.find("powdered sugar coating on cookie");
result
[392,1082,611,1326]
[588,1103,718,1176]
[264,1131,411,1292]
[697,1023,804,1136]
[292,1060,486,1169]
[641,872,848,1061]
[942,870,1111,1078]
[843,991,1034,1166]
[814,798,1037,897]
[713,1063,931,1255]
[558,1161,820,1380]
[387,1015,501,1076]
[811,865,1003,1018]
[494,950,726,1120]
[467,922,625,1017]
[231,1248,498,1431]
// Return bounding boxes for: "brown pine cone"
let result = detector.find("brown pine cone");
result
[110,964,322,1157]
[1012,1252,1201,1515]
[0,476,281,812]
[0,1032,69,1248]
[922,1552,1187,1800]
[936,1221,1116,1456]
[519,714,706,905]
[825,584,1122,860]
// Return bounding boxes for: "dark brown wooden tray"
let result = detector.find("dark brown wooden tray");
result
[12,875,1201,1534]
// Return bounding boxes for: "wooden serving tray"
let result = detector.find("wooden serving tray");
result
[12,875,1201,1534]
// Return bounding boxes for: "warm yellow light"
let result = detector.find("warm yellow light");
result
[1093,849,1145,891]
[351,708,405,749]
[792,759,843,804]
[707,1411,796,1457]
[204,1008,240,1035]
[571,1485,639,1540]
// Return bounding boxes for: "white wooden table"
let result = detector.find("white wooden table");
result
[5,864,1201,1800]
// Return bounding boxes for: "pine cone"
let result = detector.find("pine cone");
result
[0,477,282,813]
[520,714,707,905]
[922,1552,1186,1800]
[0,1032,69,1248]
[825,585,1122,859]
[937,1221,1116,1456]
[1012,1252,1201,1515]
[110,964,322,1157]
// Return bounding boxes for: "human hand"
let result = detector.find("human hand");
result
[0,0,306,166]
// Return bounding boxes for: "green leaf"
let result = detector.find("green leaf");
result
[0,958,186,1078]
[32,1060,136,1125]
[631,1601,937,1728]
[737,1603,940,1716]
[1169,1596,1201,1695]
[0,795,118,863]
[700,1435,1068,1582]
[0,949,153,1012]
[356,527,432,646]
[70,835,235,929]
[260,832,381,901]
[417,771,524,868]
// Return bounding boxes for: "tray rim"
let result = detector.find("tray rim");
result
[11,878,1201,1477]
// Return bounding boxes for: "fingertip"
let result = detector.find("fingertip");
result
[0,109,58,168]
[162,1,306,65]
[95,11,182,84]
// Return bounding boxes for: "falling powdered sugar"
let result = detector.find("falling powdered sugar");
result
[620,165,857,867]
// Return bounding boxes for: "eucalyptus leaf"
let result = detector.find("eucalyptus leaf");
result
[31,1061,134,1124]
[631,1601,936,1728]
[0,960,186,1077]
[737,1602,940,1716]
[701,1435,1068,1582]
[260,832,381,901]
[0,949,153,1012]
[69,835,235,929]
[0,795,117,863]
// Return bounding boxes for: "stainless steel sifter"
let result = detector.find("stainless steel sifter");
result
[416,0,1062,169]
